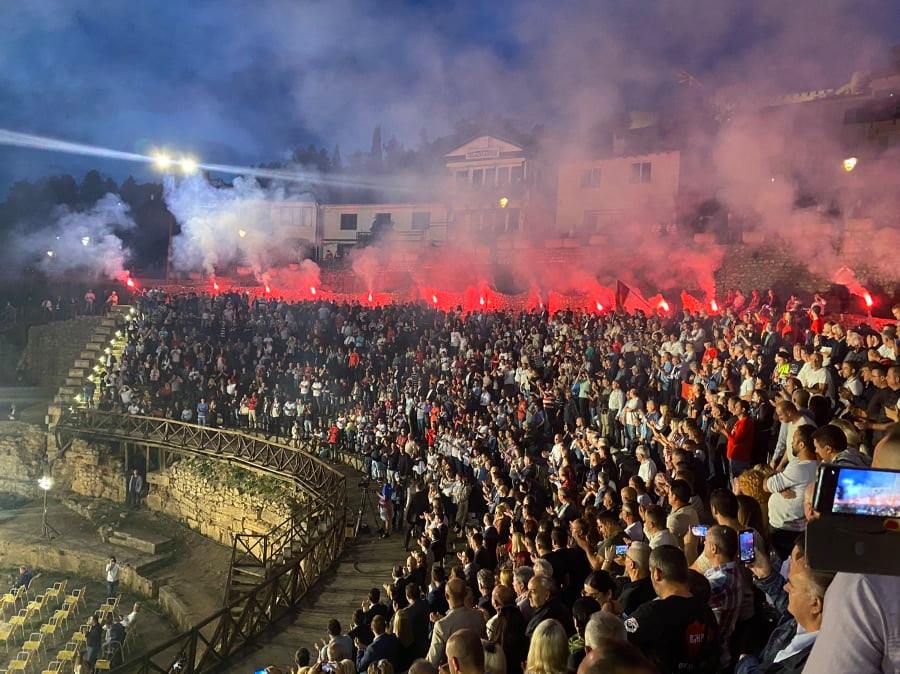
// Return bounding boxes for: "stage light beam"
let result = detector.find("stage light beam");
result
[179,157,198,174]
[152,152,172,170]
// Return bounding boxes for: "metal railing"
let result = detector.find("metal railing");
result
[54,408,348,673]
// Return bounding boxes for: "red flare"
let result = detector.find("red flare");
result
[595,301,603,312]
[864,292,873,308]
[212,281,220,291]
[479,296,485,306]
[264,285,271,294]
[309,286,317,296]
[125,277,135,288]
[432,294,438,304]
[658,299,670,312]
[368,292,373,303]
[710,299,719,313]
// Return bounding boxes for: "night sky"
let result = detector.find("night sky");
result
[1,0,898,191]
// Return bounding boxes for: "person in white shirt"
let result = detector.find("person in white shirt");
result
[106,557,121,598]
[772,401,815,469]
[643,505,678,549]
[636,445,657,484]
[119,603,140,629]
[765,424,819,561]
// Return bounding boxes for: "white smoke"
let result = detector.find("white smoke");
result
[17,193,135,280]
[165,174,318,279]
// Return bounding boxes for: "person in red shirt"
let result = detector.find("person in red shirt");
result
[714,399,755,480]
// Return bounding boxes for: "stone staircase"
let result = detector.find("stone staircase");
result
[46,305,132,432]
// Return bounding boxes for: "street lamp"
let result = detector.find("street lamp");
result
[38,476,59,540]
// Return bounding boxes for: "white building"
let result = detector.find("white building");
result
[318,202,450,257]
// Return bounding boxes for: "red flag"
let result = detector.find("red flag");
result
[615,281,631,310]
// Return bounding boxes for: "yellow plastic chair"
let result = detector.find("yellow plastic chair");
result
[9,609,29,638]
[39,615,63,645]
[0,624,14,653]
[40,662,63,674]
[56,642,78,668]
[71,625,87,650]
[44,580,67,606]
[25,594,47,621]
[7,651,31,674]
[51,603,72,633]
[1,586,24,616]
[63,588,85,613]
[99,596,120,614]
[23,631,45,659]
[94,660,111,672]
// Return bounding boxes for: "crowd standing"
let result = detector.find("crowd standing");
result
[89,287,900,674]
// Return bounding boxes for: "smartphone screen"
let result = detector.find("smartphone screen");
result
[691,525,709,538]
[739,529,755,563]
[614,544,628,555]
[832,467,900,517]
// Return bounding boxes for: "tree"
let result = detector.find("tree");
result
[370,125,383,165]
[332,145,342,172]
[79,170,109,204]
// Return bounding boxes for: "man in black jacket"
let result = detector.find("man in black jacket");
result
[488,585,528,674]
[355,614,400,672]
[404,584,431,658]
[525,575,574,638]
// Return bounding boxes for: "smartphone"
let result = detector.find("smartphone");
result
[738,529,755,564]
[614,544,628,556]
[690,525,709,538]
[322,664,336,674]
[814,465,900,518]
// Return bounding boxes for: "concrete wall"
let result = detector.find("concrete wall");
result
[18,316,102,386]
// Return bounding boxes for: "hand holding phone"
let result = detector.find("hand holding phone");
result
[690,525,709,538]
[739,529,755,564]
[614,544,628,556]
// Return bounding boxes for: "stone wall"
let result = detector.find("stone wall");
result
[145,458,297,546]
[0,421,45,497]
[17,316,102,387]
[59,439,127,502]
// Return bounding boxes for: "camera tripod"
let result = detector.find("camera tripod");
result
[355,479,380,537]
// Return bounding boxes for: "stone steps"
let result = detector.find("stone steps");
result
[108,528,176,555]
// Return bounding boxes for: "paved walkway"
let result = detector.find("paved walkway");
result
[227,469,409,672]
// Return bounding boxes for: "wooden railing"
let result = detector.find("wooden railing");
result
[54,408,348,673]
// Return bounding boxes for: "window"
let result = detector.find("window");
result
[497,166,510,184]
[472,169,483,188]
[484,167,496,187]
[580,168,602,188]
[630,162,652,183]
[373,213,392,230]
[412,211,431,231]
[340,213,357,230]
[456,170,469,188]
[510,165,524,183]
[582,211,600,231]
[506,208,520,231]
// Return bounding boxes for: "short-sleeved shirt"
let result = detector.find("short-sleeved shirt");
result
[626,594,720,674]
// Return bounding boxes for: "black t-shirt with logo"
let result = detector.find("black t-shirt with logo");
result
[625,594,720,674]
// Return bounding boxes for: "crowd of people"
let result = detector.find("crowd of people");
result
[87,287,900,674]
